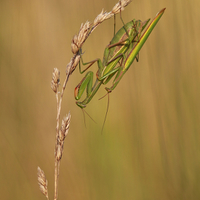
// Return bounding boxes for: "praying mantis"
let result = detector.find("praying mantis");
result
[75,8,166,109]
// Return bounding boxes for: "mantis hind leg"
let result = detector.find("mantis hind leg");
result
[99,67,123,133]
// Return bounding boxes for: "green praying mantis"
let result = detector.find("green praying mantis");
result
[74,8,166,110]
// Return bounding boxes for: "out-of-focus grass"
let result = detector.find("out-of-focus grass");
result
[0,0,200,199]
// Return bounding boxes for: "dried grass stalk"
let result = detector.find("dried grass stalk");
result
[39,1,132,200]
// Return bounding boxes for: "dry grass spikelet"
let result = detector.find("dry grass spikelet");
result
[66,57,74,75]
[93,9,113,27]
[112,0,132,14]
[71,34,79,54]
[59,112,71,141]
[51,68,60,93]
[37,167,49,200]
[78,21,91,46]
[68,54,81,75]
[56,144,63,161]
[55,112,71,161]
[71,21,91,54]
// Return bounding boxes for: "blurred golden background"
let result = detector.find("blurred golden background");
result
[0,0,200,199]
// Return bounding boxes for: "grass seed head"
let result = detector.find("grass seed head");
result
[37,167,49,199]
[51,68,60,93]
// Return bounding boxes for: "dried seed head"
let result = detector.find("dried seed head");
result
[120,0,132,8]
[56,144,63,161]
[92,10,114,34]
[51,68,60,93]
[37,167,49,199]
[105,11,115,20]
[59,112,71,141]
[66,57,73,75]
[93,10,110,26]
[112,0,132,14]
[66,54,81,76]
[58,130,64,142]
[71,21,91,54]
[71,34,79,54]
[78,21,91,46]
[69,54,81,75]
[90,0,132,35]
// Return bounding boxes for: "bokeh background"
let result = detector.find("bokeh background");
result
[1,0,200,199]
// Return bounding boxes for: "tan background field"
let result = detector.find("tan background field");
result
[1,0,200,199]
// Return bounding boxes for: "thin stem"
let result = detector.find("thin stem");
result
[54,68,71,200]
[54,91,59,200]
